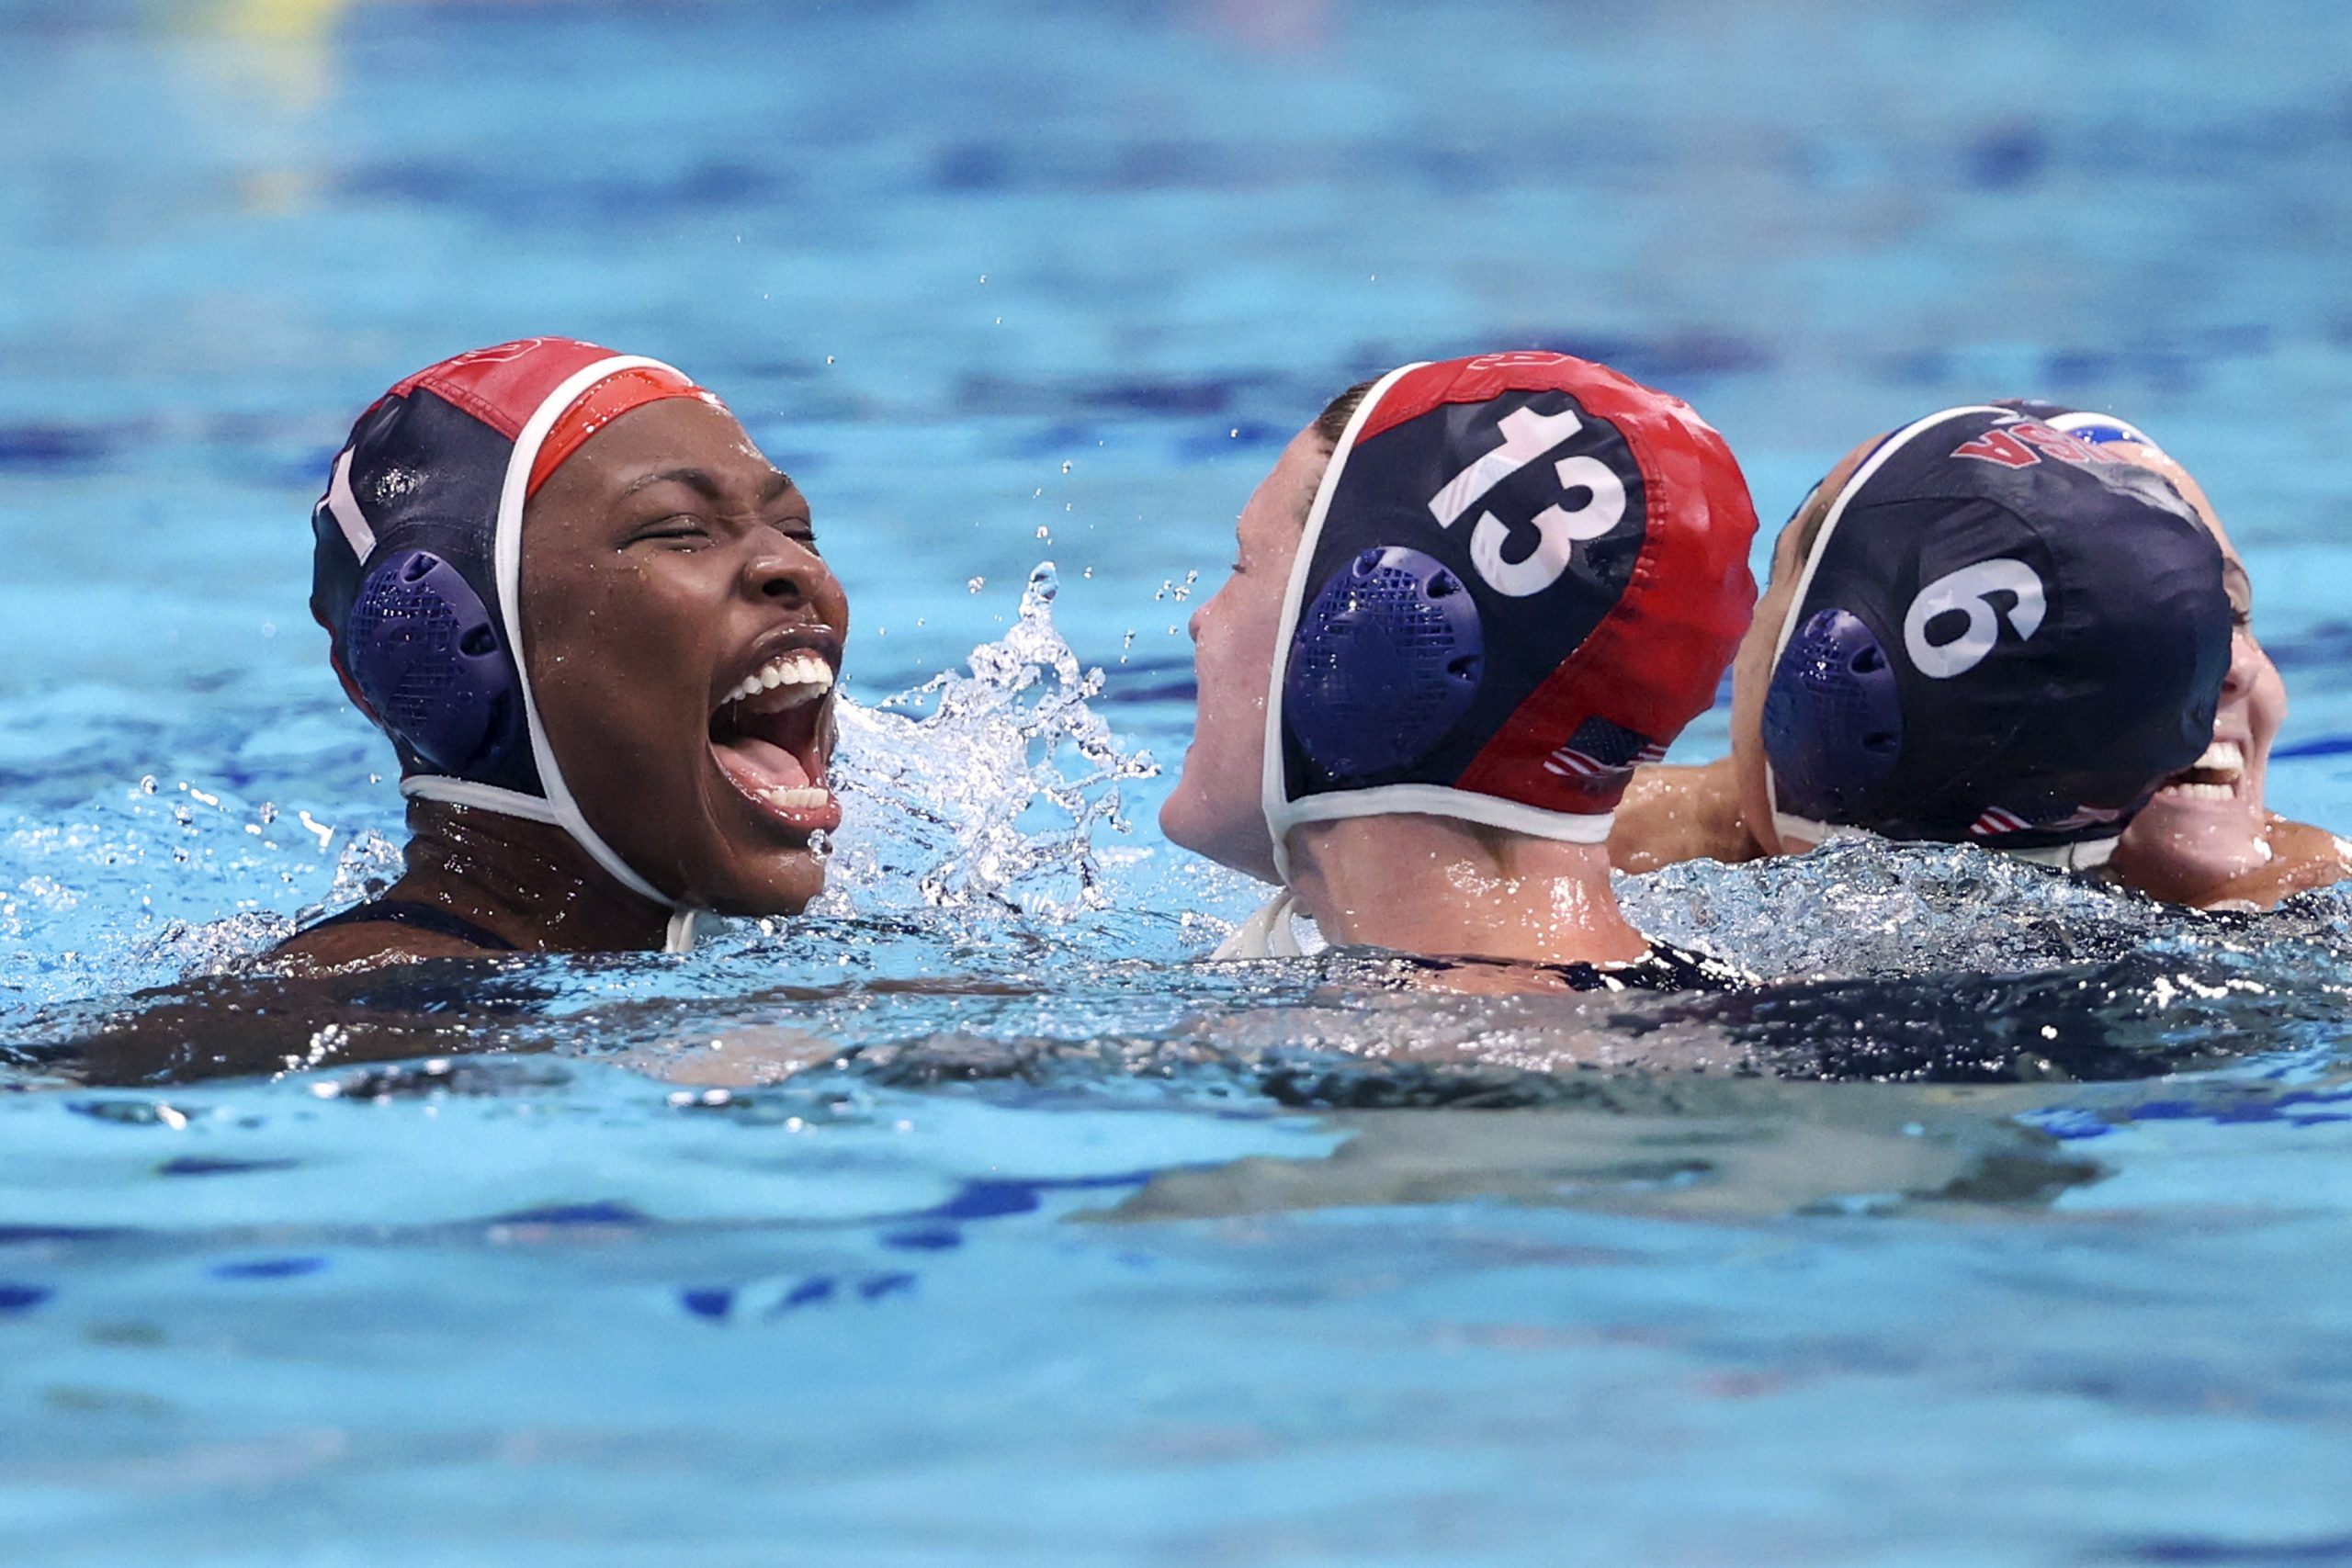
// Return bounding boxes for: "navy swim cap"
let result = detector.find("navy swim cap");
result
[1264,352,1758,874]
[310,337,721,922]
[1761,404,2231,866]
[1993,399,2160,454]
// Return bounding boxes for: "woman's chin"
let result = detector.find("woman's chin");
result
[2120,791,2270,886]
[1158,783,1209,855]
[673,841,831,919]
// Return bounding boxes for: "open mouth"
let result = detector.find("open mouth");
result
[708,649,840,836]
[2157,739,2245,804]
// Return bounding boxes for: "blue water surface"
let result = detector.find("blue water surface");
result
[5,1,2352,1563]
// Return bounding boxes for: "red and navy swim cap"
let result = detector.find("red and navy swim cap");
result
[1760,404,2231,865]
[1264,352,1758,872]
[310,337,721,914]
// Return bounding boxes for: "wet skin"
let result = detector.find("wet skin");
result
[522,395,846,914]
[1158,423,1328,882]
[1161,420,1649,969]
[1611,430,2349,908]
[1612,439,1875,871]
[277,396,848,964]
[2101,443,2345,907]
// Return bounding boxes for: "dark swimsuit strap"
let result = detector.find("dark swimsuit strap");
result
[302,898,520,953]
[1396,940,1747,993]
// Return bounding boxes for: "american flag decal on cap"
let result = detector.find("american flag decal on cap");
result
[1543,716,1668,780]
[1969,803,2124,839]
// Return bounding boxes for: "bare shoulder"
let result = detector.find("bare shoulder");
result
[2177,815,2352,909]
[1611,758,1759,874]
[2255,815,2352,902]
[271,920,495,970]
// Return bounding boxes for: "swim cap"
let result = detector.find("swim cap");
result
[1263,352,1758,877]
[1760,404,2230,867]
[1994,399,2161,454]
[310,337,722,936]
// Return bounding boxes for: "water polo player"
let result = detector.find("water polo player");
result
[1613,403,2232,880]
[1160,350,1758,985]
[280,337,845,964]
[1997,406,2352,908]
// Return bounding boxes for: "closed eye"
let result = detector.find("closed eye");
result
[628,516,710,546]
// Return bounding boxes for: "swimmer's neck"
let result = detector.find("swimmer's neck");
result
[1283,814,1649,966]
[382,798,672,953]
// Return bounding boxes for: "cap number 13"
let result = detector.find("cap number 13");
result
[1426,406,1626,597]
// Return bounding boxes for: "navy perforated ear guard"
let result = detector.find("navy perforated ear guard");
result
[1761,607,1904,825]
[1284,546,1486,787]
[1758,405,2230,862]
[343,547,524,780]
[310,384,541,799]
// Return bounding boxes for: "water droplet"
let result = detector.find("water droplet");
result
[967,577,986,594]
[1022,561,1060,610]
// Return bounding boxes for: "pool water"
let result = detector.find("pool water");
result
[6,1,2352,1562]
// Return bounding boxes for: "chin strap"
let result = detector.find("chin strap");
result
[2007,835,2120,871]
[664,908,708,954]
[401,773,713,953]
[390,354,721,954]
[1211,891,1314,960]
[402,775,562,824]
[1769,802,2119,873]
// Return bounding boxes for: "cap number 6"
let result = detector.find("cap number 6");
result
[1903,558,2046,679]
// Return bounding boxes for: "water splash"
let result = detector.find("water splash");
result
[0,779,353,1016]
[820,562,1161,921]
[1617,837,2352,979]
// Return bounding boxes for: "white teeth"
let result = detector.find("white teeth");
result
[762,786,832,808]
[721,652,835,708]
[2163,781,2236,802]
[2192,739,2245,776]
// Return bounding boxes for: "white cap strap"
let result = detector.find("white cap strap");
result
[399,355,712,950]
[401,774,562,824]
[1261,363,1425,886]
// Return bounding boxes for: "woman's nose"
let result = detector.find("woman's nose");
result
[2222,632,2256,699]
[743,543,841,610]
[743,552,805,604]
